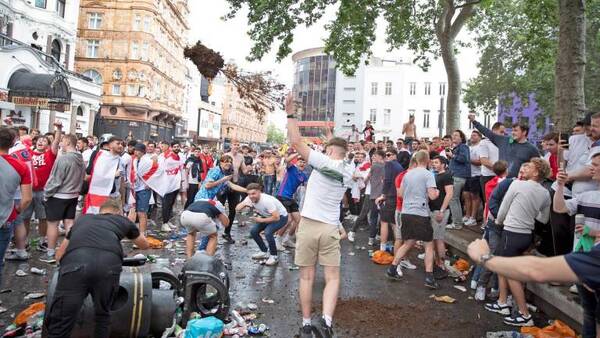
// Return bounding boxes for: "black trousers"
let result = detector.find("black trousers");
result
[162,190,179,223]
[218,189,241,236]
[45,249,122,338]
[185,184,199,209]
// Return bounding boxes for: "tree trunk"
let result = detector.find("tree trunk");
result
[441,40,461,133]
[554,0,586,132]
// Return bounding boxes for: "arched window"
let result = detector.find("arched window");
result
[50,39,61,62]
[82,69,102,84]
[76,106,84,116]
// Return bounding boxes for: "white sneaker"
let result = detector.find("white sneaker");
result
[446,223,463,230]
[396,265,404,277]
[161,223,172,232]
[252,252,269,260]
[462,216,469,223]
[399,259,417,270]
[368,238,374,246]
[470,280,478,290]
[58,225,66,236]
[465,218,477,226]
[265,256,279,266]
[475,286,486,301]
[348,231,355,243]
[417,253,425,260]
[569,284,578,294]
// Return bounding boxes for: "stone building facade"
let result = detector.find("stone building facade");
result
[76,0,189,141]
[221,79,267,144]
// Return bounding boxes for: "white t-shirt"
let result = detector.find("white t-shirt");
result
[186,161,200,185]
[470,143,482,177]
[301,150,354,225]
[567,134,599,196]
[82,148,93,164]
[243,194,288,218]
[479,138,498,177]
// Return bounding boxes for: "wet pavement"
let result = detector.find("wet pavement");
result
[0,210,552,337]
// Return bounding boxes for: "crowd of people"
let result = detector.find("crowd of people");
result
[0,99,600,337]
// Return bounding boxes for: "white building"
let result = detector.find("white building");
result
[0,0,101,135]
[335,55,476,140]
[181,60,201,140]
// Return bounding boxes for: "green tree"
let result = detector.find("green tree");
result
[267,124,286,144]
[224,0,487,133]
[465,0,599,131]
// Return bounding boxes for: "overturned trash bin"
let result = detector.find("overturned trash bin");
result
[180,253,230,325]
[44,257,179,338]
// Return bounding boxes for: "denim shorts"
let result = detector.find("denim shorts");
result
[135,189,152,213]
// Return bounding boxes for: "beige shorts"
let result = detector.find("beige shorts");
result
[295,217,341,267]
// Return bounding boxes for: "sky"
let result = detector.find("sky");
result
[187,1,480,128]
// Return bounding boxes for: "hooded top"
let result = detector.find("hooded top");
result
[44,151,85,199]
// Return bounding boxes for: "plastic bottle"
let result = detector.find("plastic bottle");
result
[231,310,246,327]
[385,243,394,253]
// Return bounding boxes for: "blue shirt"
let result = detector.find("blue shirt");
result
[565,242,600,292]
[277,165,308,199]
[195,167,226,201]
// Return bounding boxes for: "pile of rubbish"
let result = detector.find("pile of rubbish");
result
[162,309,270,338]
[2,302,45,337]
[486,319,576,338]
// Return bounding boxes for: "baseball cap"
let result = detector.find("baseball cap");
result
[134,143,146,153]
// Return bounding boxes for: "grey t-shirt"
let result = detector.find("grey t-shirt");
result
[401,167,437,217]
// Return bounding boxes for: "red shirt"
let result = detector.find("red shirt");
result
[1,154,32,222]
[548,153,558,180]
[199,153,214,181]
[31,149,56,190]
[395,170,409,211]
[484,176,502,220]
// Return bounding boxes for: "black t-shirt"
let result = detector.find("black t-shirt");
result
[429,171,453,211]
[186,200,222,218]
[66,214,140,258]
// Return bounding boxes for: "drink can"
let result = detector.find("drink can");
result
[575,214,585,240]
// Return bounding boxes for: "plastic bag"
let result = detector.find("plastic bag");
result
[453,258,470,272]
[15,302,45,326]
[371,250,394,265]
[521,319,576,338]
[146,236,164,249]
[185,316,224,338]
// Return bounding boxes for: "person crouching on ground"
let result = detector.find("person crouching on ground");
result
[44,198,149,338]
[236,183,289,266]
[180,199,229,257]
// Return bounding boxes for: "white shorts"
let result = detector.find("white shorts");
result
[180,210,217,236]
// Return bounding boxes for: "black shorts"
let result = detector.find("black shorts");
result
[465,176,481,195]
[400,214,433,242]
[277,196,299,213]
[380,197,397,224]
[45,197,78,222]
[499,231,533,257]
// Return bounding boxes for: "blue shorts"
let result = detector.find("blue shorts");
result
[135,189,152,213]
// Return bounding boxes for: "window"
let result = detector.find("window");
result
[56,0,65,17]
[112,84,121,95]
[138,85,146,97]
[127,84,138,96]
[371,82,378,95]
[76,106,84,116]
[423,110,430,128]
[343,100,355,104]
[439,82,446,96]
[385,82,392,95]
[131,42,138,59]
[88,13,102,29]
[384,109,391,125]
[408,109,416,118]
[424,82,431,95]
[50,39,61,62]
[141,42,149,60]
[86,40,99,57]
[35,0,46,8]
[409,82,416,95]
[484,113,491,128]
[370,109,377,123]
[143,16,151,32]
[82,69,102,84]
[343,87,356,91]
[133,15,141,30]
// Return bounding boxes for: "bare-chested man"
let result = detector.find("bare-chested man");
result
[219,139,247,244]
[402,115,417,142]
[261,150,278,195]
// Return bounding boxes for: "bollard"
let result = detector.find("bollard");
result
[180,253,230,324]
[44,263,179,338]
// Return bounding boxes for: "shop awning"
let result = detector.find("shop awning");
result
[7,70,71,111]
